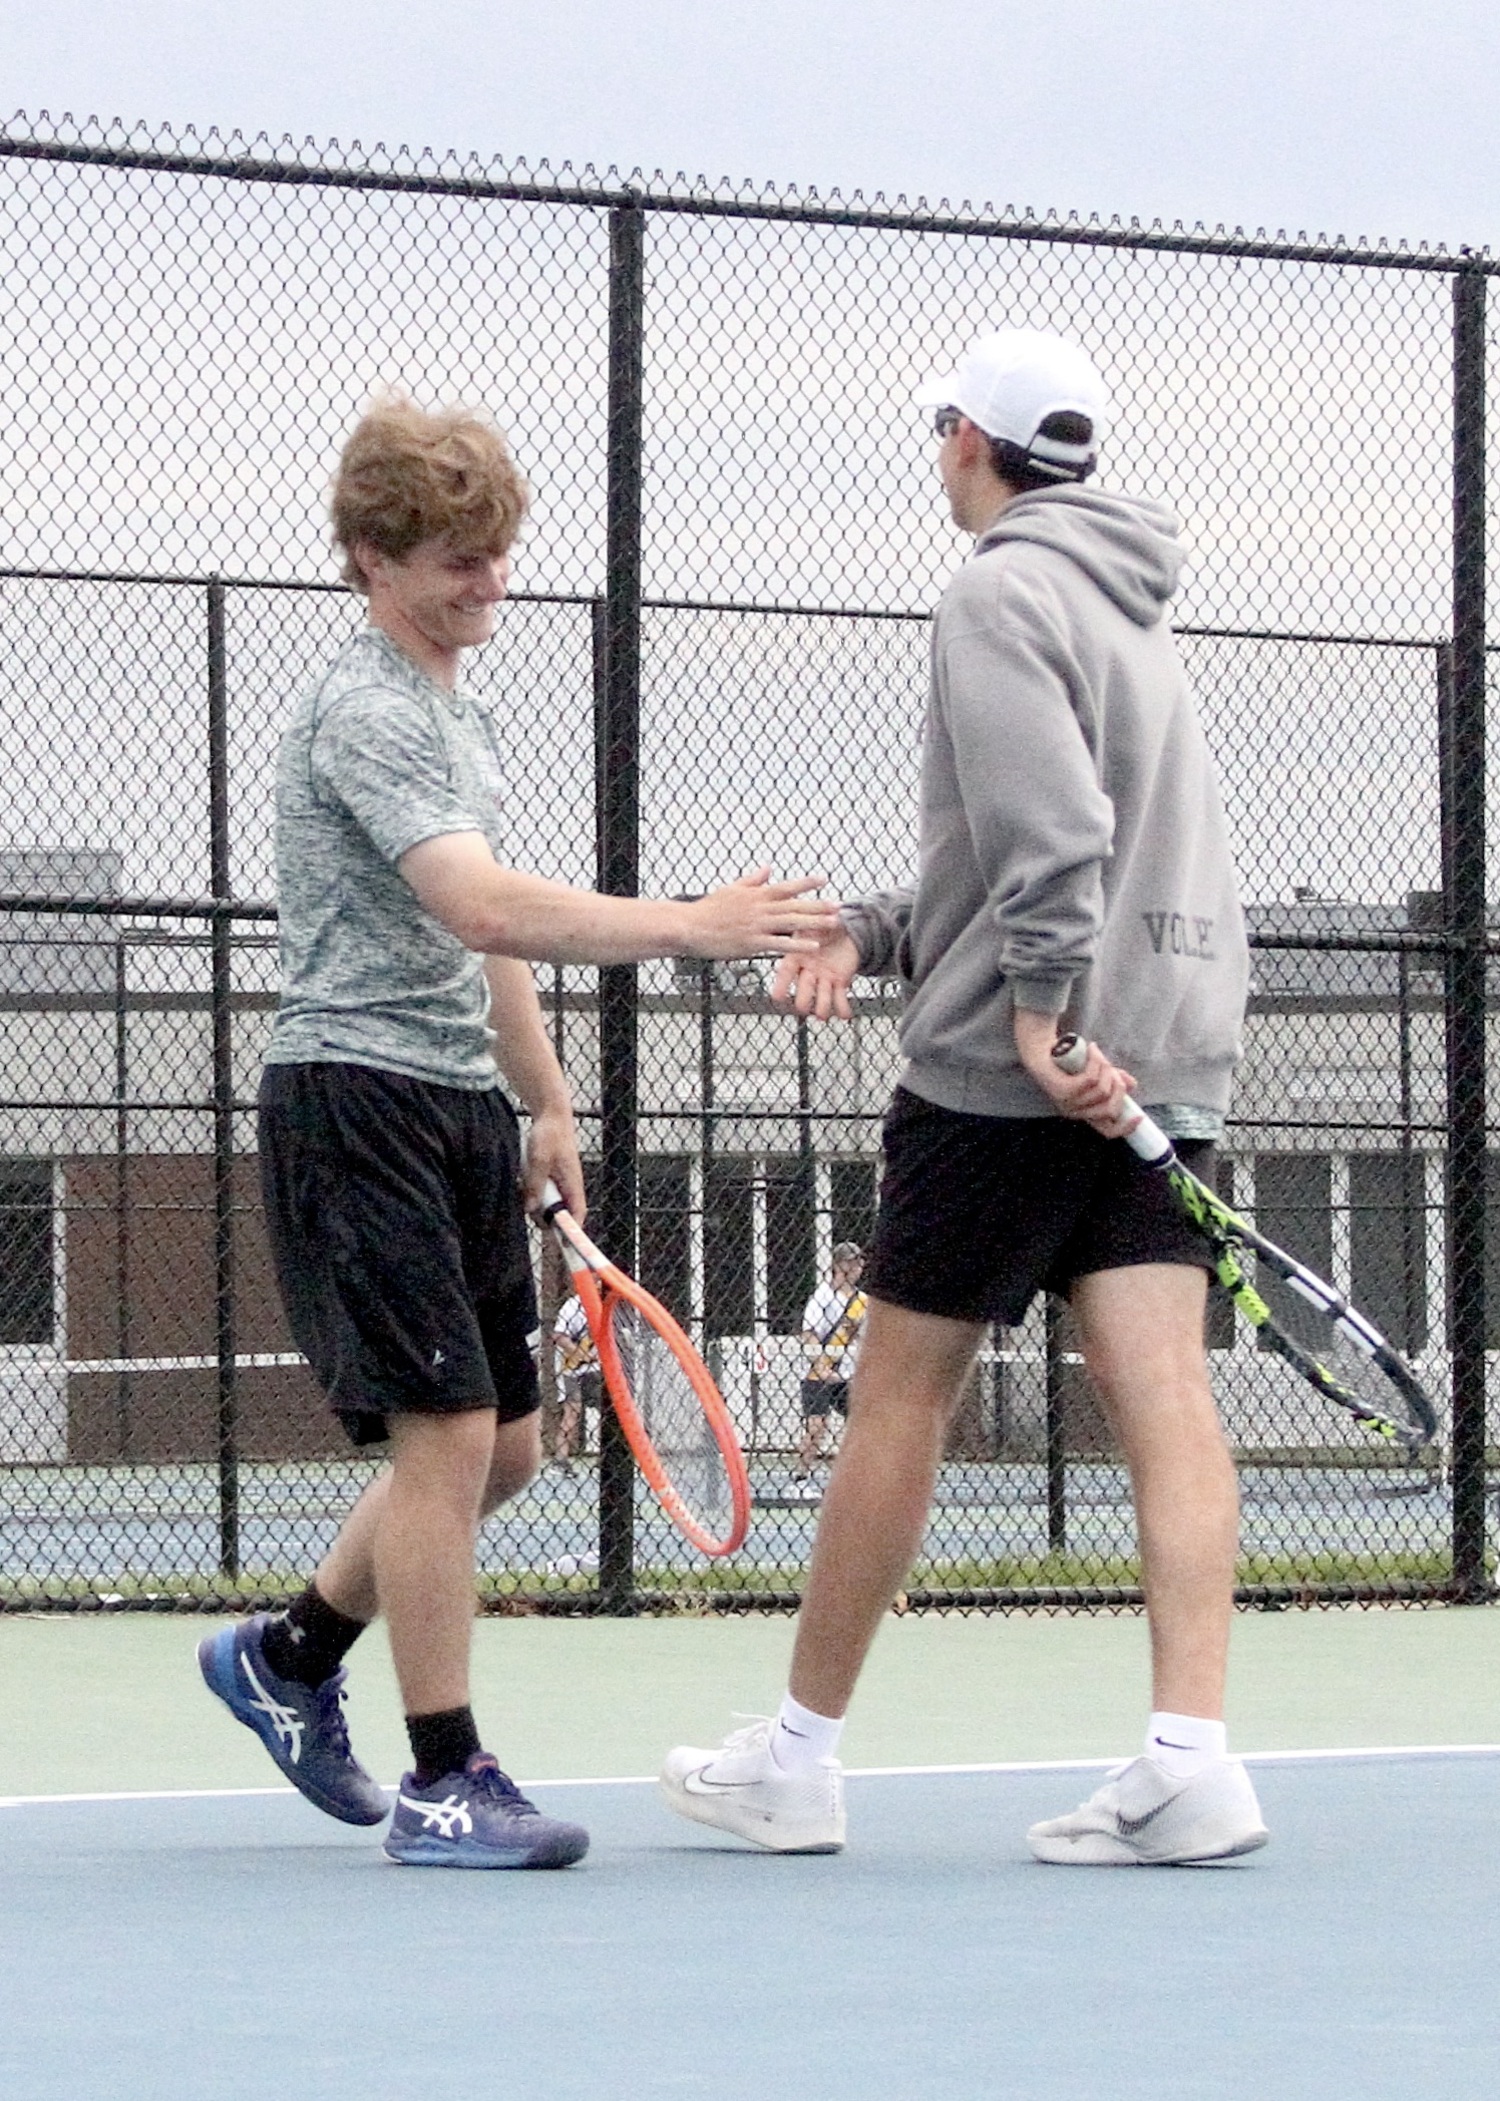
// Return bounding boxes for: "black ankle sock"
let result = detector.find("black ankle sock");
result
[260,1583,368,1688]
[407,1706,483,1787]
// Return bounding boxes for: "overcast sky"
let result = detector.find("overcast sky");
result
[4,1,1500,252]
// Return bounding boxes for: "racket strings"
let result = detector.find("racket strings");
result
[606,1300,733,1534]
[1300,1317,1387,1405]
[1169,1165,1435,1450]
[1253,1261,1428,1440]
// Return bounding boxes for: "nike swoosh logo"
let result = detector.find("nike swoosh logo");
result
[682,1770,746,1795]
[1116,1799,1174,1836]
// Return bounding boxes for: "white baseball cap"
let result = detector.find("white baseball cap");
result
[914,328,1108,478]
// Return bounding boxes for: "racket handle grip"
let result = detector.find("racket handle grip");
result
[536,1178,604,1276]
[1050,1032,1089,1076]
[1049,1034,1174,1167]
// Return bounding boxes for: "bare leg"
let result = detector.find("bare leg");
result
[479,1413,543,1517]
[311,1466,395,1626]
[789,1300,984,1717]
[308,1409,502,1718]
[316,1411,541,1625]
[374,1410,504,1716]
[294,1416,497,1713]
[797,1413,828,1471]
[1070,1264,1238,1718]
[557,1397,581,1461]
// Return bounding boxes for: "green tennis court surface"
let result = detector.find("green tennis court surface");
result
[4,1604,1500,1796]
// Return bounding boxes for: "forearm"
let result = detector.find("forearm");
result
[402,833,836,967]
[459,865,693,964]
[483,956,573,1115]
[1013,1001,1137,1133]
[1012,1004,1064,1066]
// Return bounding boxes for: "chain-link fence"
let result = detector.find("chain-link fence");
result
[1,114,1494,1613]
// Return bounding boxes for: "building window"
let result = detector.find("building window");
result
[764,1158,815,1335]
[699,1156,818,1338]
[639,1156,691,1323]
[704,1158,754,1338]
[1253,1153,1331,1355]
[1349,1152,1427,1354]
[0,1159,54,1346]
[1452,1152,1500,1350]
[830,1157,878,1256]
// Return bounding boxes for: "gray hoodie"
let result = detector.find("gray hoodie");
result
[842,483,1248,1123]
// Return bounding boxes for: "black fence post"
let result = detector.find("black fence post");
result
[796,1016,815,1198]
[207,579,240,1582]
[113,932,132,1457]
[1044,1295,1067,1554]
[698,958,720,1405]
[1446,267,1489,1601]
[595,199,646,1613]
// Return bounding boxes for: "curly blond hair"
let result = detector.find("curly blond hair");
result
[331,396,529,591]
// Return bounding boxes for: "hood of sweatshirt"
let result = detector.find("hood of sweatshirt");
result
[973,484,1184,628]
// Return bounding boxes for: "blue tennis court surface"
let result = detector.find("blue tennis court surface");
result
[3,1753,1498,2101]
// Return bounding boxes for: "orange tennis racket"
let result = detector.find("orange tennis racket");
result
[538,1180,751,1556]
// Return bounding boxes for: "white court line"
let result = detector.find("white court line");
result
[850,1742,1500,1779]
[1240,1742,1500,1766]
[0,1784,304,1809]
[4,1741,1499,1809]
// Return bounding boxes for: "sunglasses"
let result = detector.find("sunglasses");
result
[932,405,964,439]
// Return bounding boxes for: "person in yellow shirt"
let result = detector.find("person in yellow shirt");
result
[795,1243,866,1478]
[552,1293,602,1467]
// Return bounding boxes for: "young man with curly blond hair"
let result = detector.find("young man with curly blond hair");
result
[199,399,834,1869]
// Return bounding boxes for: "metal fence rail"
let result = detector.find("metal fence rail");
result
[0,114,1493,1612]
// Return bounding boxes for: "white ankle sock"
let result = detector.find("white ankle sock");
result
[1146,1711,1228,1779]
[771,1692,844,1772]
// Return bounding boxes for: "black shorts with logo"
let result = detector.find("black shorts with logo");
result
[865,1085,1216,1328]
[258,1062,541,1448]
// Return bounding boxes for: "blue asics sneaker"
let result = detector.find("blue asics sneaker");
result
[385,1752,589,1868]
[196,1613,389,1827]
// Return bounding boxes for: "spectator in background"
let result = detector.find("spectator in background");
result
[552,1292,602,1468]
[796,1243,866,1478]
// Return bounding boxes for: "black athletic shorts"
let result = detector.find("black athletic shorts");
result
[864,1085,1216,1328]
[800,1377,850,1419]
[258,1062,541,1448]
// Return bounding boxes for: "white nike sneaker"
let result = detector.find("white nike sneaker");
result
[660,1717,846,1853]
[1027,1755,1269,1866]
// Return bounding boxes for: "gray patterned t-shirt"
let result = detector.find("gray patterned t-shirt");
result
[265,626,510,1088]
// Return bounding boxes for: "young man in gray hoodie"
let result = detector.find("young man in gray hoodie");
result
[662,329,1268,1866]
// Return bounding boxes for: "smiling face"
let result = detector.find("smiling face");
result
[358,538,512,687]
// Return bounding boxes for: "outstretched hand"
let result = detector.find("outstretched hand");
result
[685,867,840,960]
[770,923,859,1021]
